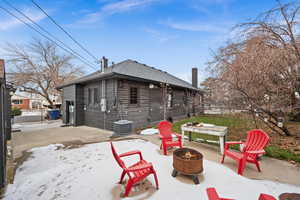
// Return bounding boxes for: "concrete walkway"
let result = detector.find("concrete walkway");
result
[11,126,300,186]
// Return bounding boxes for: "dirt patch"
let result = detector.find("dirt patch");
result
[59,140,86,150]
[219,114,300,157]
[14,151,33,174]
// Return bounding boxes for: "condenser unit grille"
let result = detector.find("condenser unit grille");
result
[113,120,133,135]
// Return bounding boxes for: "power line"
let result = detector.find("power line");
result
[2,0,96,68]
[30,0,99,62]
[0,5,98,71]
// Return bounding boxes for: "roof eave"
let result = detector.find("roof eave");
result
[56,72,115,89]
[113,73,202,92]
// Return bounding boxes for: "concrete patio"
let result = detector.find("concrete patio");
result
[11,125,300,186]
[4,139,300,200]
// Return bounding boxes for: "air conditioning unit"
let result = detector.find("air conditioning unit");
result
[113,120,133,135]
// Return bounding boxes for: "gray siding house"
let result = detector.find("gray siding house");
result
[57,58,204,130]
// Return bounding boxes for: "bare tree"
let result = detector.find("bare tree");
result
[207,1,300,136]
[6,39,84,106]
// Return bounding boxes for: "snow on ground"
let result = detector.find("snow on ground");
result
[12,120,62,132]
[4,140,300,200]
[21,111,45,116]
[140,128,158,135]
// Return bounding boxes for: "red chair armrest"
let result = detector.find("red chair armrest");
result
[225,141,243,150]
[159,134,172,139]
[246,150,265,154]
[119,150,143,160]
[225,141,243,145]
[128,163,153,172]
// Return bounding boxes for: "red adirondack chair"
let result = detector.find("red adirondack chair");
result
[157,121,182,155]
[259,194,277,200]
[110,142,159,197]
[206,188,235,200]
[221,129,270,175]
[206,188,277,200]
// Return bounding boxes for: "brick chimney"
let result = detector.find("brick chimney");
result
[192,67,198,88]
[101,56,108,73]
[0,59,5,79]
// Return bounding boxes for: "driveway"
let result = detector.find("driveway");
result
[12,125,113,159]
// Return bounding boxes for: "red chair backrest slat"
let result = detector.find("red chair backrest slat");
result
[157,121,173,138]
[110,142,126,169]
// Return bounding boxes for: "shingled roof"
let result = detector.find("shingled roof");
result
[58,59,199,90]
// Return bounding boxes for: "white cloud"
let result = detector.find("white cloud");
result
[162,19,233,33]
[193,0,233,4]
[0,7,46,30]
[103,0,157,13]
[78,0,159,24]
[189,0,234,15]
[144,27,178,43]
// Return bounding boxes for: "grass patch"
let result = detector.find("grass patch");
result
[265,146,300,163]
[172,114,300,163]
[172,114,246,143]
[172,114,244,133]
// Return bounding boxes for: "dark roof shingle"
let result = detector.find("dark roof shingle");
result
[58,59,198,90]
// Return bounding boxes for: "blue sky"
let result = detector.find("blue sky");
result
[0,0,290,83]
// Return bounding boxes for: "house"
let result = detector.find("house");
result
[11,94,31,110]
[11,92,61,110]
[0,59,12,188]
[57,58,204,130]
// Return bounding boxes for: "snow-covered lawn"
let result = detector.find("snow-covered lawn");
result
[4,140,300,200]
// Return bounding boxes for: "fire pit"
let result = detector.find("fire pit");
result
[172,148,203,184]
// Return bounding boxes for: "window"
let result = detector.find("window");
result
[88,88,92,104]
[12,99,23,105]
[167,91,173,108]
[130,87,138,104]
[94,88,99,104]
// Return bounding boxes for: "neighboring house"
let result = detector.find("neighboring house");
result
[57,58,204,130]
[11,94,31,110]
[11,92,61,110]
[0,59,12,188]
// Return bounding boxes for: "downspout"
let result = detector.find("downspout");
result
[162,83,166,120]
[100,56,108,129]
[102,79,106,129]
